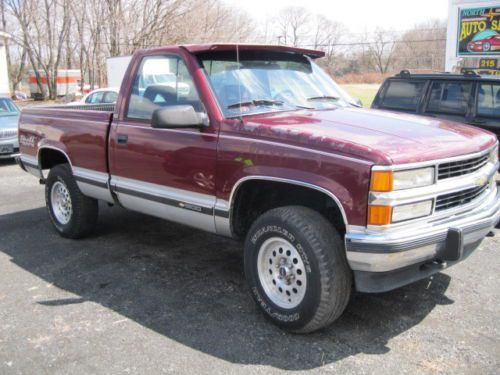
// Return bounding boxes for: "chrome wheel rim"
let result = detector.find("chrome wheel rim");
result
[51,181,72,225]
[257,237,307,309]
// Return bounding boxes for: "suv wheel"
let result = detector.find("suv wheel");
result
[244,206,352,333]
[46,163,98,238]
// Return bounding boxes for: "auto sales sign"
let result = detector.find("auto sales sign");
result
[458,6,500,55]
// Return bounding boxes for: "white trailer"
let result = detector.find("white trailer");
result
[106,56,132,88]
[29,69,81,99]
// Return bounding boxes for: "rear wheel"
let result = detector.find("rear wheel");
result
[45,163,98,238]
[244,206,352,333]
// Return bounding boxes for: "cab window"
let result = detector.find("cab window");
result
[127,55,202,120]
[477,83,500,118]
[425,81,472,115]
[380,80,425,111]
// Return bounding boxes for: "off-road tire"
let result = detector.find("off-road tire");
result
[244,206,352,333]
[45,163,98,239]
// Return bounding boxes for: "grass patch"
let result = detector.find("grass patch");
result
[340,84,381,108]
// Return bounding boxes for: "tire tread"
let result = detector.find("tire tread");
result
[246,205,352,333]
[45,163,98,239]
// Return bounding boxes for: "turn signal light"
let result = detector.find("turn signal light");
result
[368,205,392,225]
[370,171,393,192]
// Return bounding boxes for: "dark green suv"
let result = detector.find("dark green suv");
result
[372,71,500,150]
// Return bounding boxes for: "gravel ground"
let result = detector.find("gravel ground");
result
[0,160,499,375]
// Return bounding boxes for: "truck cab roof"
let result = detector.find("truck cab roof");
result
[140,43,326,59]
[392,70,500,82]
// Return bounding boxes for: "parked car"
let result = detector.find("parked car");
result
[67,88,119,106]
[466,30,500,53]
[0,97,20,159]
[16,44,500,333]
[372,71,500,156]
[14,91,28,101]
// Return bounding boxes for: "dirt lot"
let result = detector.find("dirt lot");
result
[0,159,499,375]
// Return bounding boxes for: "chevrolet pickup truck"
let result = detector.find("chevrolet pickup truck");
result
[17,44,500,333]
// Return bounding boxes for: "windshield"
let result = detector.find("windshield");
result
[0,98,19,117]
[199,51,356,118]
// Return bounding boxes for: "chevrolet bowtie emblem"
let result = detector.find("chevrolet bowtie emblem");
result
[476,175,488,187]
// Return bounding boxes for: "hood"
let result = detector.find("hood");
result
[0,114,20,130]
[234,107,497,165]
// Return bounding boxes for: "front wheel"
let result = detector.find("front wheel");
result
[244,206,352,333]
[45,163,98,239]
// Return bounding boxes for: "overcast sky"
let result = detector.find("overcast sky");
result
[223,0,449,32]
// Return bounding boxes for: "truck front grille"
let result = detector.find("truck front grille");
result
[0,129,17,139]
[438,154,489,180]
[435,184,488,212]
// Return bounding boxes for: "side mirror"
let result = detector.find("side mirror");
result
[151,105,208,129]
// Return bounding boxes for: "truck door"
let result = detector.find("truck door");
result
[109,54,218,232]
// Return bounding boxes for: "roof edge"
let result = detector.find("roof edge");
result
[181,43,325,59]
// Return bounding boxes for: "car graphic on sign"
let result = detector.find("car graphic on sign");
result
[467,29,500,52]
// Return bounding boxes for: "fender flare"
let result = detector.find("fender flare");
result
[227,176,349,236]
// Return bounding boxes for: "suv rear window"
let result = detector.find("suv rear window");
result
[426,81,472,115]
[380,80,425,111]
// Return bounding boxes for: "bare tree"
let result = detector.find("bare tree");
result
[394,20,446,72]
[367,28,397,74]
[311,16,346,72]
[5,0,71,99]
[4,0,259,99]
[173,0,254,44]
[276,7,310,46]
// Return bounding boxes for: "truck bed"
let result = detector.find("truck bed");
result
[19,104,114,175]
[56,103,115,112]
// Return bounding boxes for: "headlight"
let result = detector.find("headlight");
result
[368,200,433,225]
[490,145,499,164]
[371,167,435,192]
[392,200,433,223]
[393,168,435,190]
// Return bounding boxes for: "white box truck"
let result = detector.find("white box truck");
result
[106,56,132,88]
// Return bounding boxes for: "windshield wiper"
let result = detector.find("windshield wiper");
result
[227,99,284,109]
[295,104,315,109]
[307,95,340,102]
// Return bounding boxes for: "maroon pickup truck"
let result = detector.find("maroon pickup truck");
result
[17,44,500,333]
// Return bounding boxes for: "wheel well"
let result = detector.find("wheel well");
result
[39,148,69,170]
[231,180,346,239]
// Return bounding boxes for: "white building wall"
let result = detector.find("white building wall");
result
[445,0,500,72]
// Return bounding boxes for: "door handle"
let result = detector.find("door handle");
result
[117,134,128,145]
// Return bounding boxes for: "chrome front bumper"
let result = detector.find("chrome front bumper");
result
[0,137,19,159]
[345,184,500,291]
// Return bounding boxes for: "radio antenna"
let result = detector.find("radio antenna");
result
[236,43,243,122]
